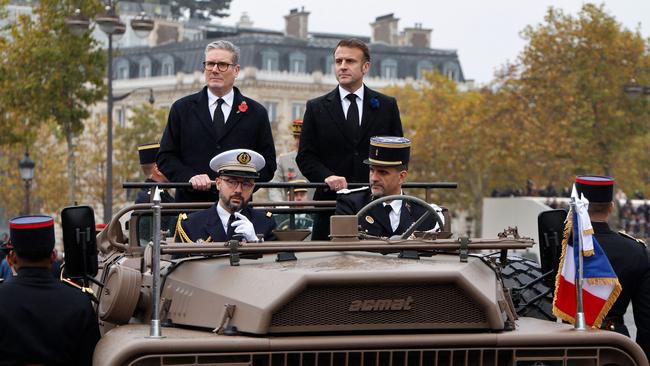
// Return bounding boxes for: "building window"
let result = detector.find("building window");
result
[324,56,334,74]
[291,103,304,120]
[417,60,433,80]
[289,51,306,73]
[116,106,126,128]
[261,50,279,71]
[161,55,174,76]
[381,58,398,79]
[139,57,151,78]
[263,101,278,122]
[115,59,129,79]
[443,62,460,81]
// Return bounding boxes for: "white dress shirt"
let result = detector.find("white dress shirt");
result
[207,88,234,123]
[339,85,364,125]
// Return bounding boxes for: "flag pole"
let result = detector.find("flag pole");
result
[571,196,586,330]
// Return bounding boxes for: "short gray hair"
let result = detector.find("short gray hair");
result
[204,40,240,64]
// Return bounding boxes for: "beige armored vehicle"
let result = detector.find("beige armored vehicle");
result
[60,186,648,366]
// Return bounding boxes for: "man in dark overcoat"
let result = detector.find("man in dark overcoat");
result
[297,38,403,239]
[158,40,276,203]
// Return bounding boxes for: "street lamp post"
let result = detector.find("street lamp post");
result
[19,152,35,215]
[66,3,154,223]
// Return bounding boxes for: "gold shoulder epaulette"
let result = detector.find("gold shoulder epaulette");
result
[266,211,273,218]
[60,278,98,302]
[618,230,646,247]
[175,213,192,243]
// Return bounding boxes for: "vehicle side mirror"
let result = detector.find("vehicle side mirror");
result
[537,208,568,285]
[61,205,98,278]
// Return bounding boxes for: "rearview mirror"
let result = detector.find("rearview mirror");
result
[61,205,98,278]
[537,209,568,285]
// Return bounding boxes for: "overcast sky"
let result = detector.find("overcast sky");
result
[220,0,650,85]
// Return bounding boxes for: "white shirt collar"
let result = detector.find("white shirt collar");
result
[339,85,365,102]
[208,88,235,107]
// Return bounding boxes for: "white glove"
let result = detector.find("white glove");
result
[231,212,259,242]
[425,203,445,233]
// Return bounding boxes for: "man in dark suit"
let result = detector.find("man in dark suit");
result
[175,149,276,243]
[575,175,650,358]
[336,137,443,238]
[297,38,403,240]
[135,142,174,204]
[158,40,276,202]
[0,215,100,365]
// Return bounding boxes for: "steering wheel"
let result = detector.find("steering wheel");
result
[356,194,443,239]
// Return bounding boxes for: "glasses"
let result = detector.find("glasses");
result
[221,178,255,190]
[203,61,236,72]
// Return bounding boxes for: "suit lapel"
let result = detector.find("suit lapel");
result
[358,85,377,146]
[204,204,227,242]
[220,87,245,142]
[323,87,355,146]
[191,87,219,142]
[369,203,393,236]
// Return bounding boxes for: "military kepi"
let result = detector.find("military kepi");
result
[291,119,303,136]
[364,136,411,167]
[9,215,55,258]
[138,143,160,165]
[209,149,266,179]
[575,175,614,203]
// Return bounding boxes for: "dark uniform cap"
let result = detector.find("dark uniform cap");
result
[209,149,266,179]
[9,215,55,258]
[138,143,160,165]
[291,119,303,136]
[575,175,614,203]
[363,136,411,167]
[288,178,308,193]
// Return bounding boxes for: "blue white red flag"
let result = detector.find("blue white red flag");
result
[552,188,621,328]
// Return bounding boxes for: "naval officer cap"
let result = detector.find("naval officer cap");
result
[138,143,160,165]
[364,136,411,167]
[575,175,614,203]
[9,215,55,259]
[209,149,266,179]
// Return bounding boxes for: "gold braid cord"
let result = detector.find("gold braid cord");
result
[175,213,192,243]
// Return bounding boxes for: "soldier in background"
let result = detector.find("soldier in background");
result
[575,175,650,358]
[269,119,311,202]
[135,143,174,204]
[0,215,100,365]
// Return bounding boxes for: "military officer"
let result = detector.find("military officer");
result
[575,175,650,358]
[269,119,312,202]
[176,149,276,243]
[335,136,444,237]
[135,143,174,204]
[0,215,100,365]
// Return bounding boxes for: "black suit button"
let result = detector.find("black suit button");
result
[216,145,221,149]
[354,152,359,156]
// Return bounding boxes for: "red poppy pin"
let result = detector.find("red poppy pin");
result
[237,101,248,113]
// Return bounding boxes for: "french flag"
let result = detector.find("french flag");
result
[552,192,621,328]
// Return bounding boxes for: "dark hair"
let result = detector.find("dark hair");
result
[588,202,612,216]
[334,38,371,63]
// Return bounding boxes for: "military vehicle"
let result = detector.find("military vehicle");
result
[60,183,648,366]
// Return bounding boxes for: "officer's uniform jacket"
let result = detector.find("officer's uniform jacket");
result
[0,267,100,365]
[135,178,175,204]
[176,203,277,242]
[594,221,650,357]
[335,188,440,238]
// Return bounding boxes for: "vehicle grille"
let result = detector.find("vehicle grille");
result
[270,284,488,332]
[128,347,637,366]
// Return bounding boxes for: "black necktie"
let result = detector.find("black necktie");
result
[345,94,359,140]
[383,204,394,234]
[213,98,225,138]
[226,213,236,240]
